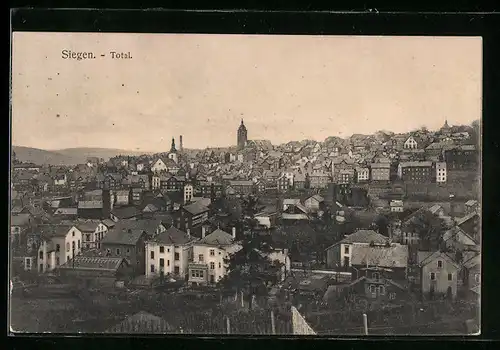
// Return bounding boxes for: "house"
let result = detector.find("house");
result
[417,250,459,299]
[52,207,78,220]
[188,227,242,285]
[435,162,447,183]
[53,173,68,187]
[254,210,280,229]
[461,252,480,293]
[36,225,83,273]
[57,256,131,288]
[282,200,309,221]
[10,213,33,248]
[114,189,131,206]
[112,218,167,240]
[151,157,180,174]
[110,206,142,222]
[443,145,478,170]
[228,180,254,195]
[403,136,418,149]
[455,212,480,243]
[397,161,433,183]
[165,176,185,192]
[464,200,479,216]
[76,220,109,250]
[183,183,194,204]
[282,198,301,212]
[442,226,479,253]
[103,173,123,190]
[309,170,329,189]
[345,271,409,302]
[389,200,404,213]
[100,228,147,276]
[294,173,307,189]
[145,226,197,279]
[131,188,144,205]
[277,174,290,192]
[356,167,369,183]
[325,229,409,280]
[175,201,210,237]
[304,194,324,213]
[370,163,391,182]
[336,169,355,184]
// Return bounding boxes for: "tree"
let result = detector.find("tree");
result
[221,233,280,310]
[406,211,448,251]
[372,214,389,236]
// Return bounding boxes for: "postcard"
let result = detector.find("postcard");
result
[9,32,481,335]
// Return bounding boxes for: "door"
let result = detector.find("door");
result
[343,257,350,269]
[210,275,215,283]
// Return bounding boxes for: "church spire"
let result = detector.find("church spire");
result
[170,137,177,152]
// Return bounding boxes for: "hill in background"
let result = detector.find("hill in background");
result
[12,146,152,166]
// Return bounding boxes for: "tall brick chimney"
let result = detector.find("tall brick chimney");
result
[179,135,183,151]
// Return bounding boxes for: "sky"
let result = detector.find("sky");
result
[11,33,482,152]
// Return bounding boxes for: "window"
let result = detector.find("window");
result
[116,248,121,255]
[475,274,480,283]
[210,262,215,270]
[160,246,165,253]
[56,244,60,252]
[67,255,70,261]
[389,292,396,300]
[160,258,165,267]
[437,260,443,268]
[448,273,453,281]
[72,241,75,250]
[66,242,70,252]
[379,285,385,295]
[199,254,204,262]
[78,240,80,249]
[210,249,215,256]
[86,234,91,241]
[25,258,31,269]
[174,252,180,261]
[56,257,60,266]
[72,231,75,237]
[167,260,170,266]
[151,251,155,259]
[219,262,222,268]
[370,285,376,293]
[344,246,349,254]
[150,264,155,273]
[174,266,179,274]
[39,251,43,259]
[430,272,436,281]
[126,248,130,255]
[167,248,170,253]
[372,272,380,280]
[191,269,204,278]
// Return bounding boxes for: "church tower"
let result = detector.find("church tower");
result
[237,119,248,151]
[168,137,178,164]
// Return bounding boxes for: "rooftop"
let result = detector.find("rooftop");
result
[198,228,234,246]
[100,228,145,246]
[59,256,127,271]
[149,226,194,245]
[182,201,209,216]
[351,244,409,268]
[338,229,389,245]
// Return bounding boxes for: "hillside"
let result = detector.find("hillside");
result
[12,146,152,166]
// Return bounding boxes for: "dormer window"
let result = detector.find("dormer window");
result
[437,260,443,269]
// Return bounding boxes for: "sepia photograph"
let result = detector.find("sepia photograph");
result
[9,32,481,335]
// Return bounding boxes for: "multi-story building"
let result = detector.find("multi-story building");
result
[417,250,459,299]
[309,170,330,189]
[76,220,109,250]
[184,183,194,204]
[435,162,447,183]
[228,180,254,195]
[100,228,147,276]
[443,145,478,170]
[36,225,83,273]
[355,167,370,182]
[145,226,197,279]
[370,163,391,182]
[188,227,242,285]
[175,201,210,237]
[397,161,433,183]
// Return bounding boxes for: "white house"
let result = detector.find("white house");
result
[390,200,404,213]
[35,225,83,273]
[151,157,179,174]
[188,227,242,285]
[403,136,418,149]
[53,173,67,187]
[151,175,161,190]
[184,183,194,204]
[145,226,197,279]
[76,220,109,250]
[136,163,145,172]
[356,167,370,182]
[435,162,447,183]
[304,194,324,213]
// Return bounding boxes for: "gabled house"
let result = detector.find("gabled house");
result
[403,135,419,150]
[303,194,324,213]
[100,228,147,276]
[188,227,241,285]
[110,206,142,222]
[76,220,109,250]
[145,226,197,279]
[455,212,480,243]
[344,270,409,303]
[417,250,459,300]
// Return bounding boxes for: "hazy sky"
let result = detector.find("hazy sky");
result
[11,33,482,152]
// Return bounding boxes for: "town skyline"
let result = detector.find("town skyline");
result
[12,33,481,152]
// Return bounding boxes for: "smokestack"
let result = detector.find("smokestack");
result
[180,135,183,151]
[202,226,206,239]
[232,227,236,239]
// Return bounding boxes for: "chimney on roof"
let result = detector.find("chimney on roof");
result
[232,227,236,239]
[202,226,206,239]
